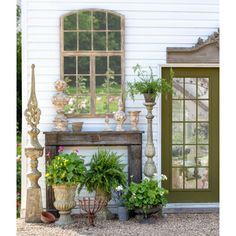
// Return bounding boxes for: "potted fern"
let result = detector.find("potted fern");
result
[127,64,173,102]
[81,149,127,201]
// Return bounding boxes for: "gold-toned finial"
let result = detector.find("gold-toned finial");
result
[24,64,42,148]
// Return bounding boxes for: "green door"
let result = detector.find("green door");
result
[161,67,219,203]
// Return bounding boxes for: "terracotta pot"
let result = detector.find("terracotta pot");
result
[52,185,77,225]
[143,93,156,103]
[41,211,56,224]
[72,122,83,132]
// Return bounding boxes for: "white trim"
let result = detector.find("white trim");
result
[161,63,220,68]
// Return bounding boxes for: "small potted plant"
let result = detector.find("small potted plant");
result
[46,146,86,225]
[127,64,173,103]
[79,149,127,219]
[123,174,168,222]
[114,185,129,221]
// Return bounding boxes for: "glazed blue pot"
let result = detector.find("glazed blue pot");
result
[117,206,129,221]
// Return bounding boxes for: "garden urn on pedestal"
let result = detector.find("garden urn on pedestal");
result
[53,185,77,225]
[128,111,141,131]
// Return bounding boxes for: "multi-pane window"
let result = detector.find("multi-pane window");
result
[61,10,124,117]
[171,77,209,190]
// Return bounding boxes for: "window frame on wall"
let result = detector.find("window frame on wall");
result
[60,9,125,118]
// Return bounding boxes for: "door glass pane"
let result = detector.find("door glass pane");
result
[185,145,196,166]
[64,32,77,51]
[172,168,183,189]
[185,123,196,144]
[79,32,91,50]
[197,123,209,144]
[198,100,209,121]
[197,145,209,166]
[173,78,184,99]
[172,123,183,144]
[78,76,90,94]
[94,32,106,50]
[184,168,196,189]
[78,57,90,74]
[172,145,183,166]
[64,14,77,30]
[79,11,92,30]
[185,78,196,99]
[198,78,209,99]
[172,100,183,121]
[197,168,209,189]
[108,13,121,30]
[185,100,196,121]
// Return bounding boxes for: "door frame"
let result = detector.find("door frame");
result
[161,65,219,203]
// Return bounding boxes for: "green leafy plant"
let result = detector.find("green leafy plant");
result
[127,64,173,101]
[16,137,21,218]
[123,175,168,218]
[80,149,127,197]
[46,146,86,186]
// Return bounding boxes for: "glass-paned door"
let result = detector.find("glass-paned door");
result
[162,67,219,202]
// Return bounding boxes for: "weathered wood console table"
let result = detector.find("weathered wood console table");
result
[44,131,143,215]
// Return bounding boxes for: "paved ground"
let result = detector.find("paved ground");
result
[17,213,219,236]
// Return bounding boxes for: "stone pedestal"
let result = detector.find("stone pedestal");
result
[25,188,43,223]
[144,102,157,178]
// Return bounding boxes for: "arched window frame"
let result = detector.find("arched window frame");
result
[60,9,125,118]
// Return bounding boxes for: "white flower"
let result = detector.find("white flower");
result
[153,173,158,176]
[161,174,168,181]
[115,185,123,191]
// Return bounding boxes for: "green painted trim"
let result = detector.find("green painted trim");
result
[161,67,219,203]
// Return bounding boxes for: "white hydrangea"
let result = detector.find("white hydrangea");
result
[161,174,168,181]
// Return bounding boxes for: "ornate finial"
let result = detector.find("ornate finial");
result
[114,98,126,131]
[24,64,42,148]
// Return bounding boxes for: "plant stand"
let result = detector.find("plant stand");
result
[79,197,107,226]
[143,102,157,178]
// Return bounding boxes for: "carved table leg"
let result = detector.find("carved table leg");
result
[128,145,142,183]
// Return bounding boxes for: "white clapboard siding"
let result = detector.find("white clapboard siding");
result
[21,0,219,212]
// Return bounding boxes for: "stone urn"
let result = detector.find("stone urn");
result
[114,98,126,131]
[128,111,141,131]
[52,185,77,225]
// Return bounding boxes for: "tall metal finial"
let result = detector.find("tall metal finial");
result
[24,64,42,148]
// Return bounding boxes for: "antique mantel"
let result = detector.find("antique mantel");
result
[44,131,143,214]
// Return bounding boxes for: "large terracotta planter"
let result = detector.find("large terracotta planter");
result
[52,185,77,225]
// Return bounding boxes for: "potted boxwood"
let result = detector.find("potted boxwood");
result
[79,149,127,219]
[127,64,173,103]
[46,146,86,225]
[122,174,168,222]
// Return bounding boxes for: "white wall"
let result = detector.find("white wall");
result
[21,0,219,215]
